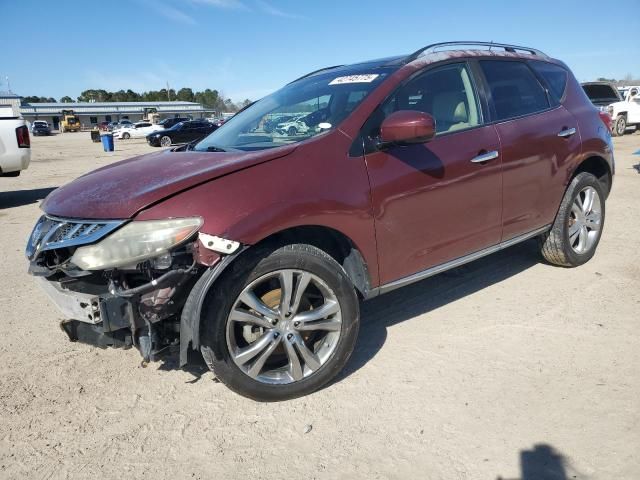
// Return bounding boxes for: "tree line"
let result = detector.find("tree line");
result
[22,88,252,112]
[596,76,640,87]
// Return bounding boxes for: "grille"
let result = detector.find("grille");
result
[26,215,125,260]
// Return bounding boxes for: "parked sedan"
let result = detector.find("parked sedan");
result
[157,117,190,129]
[30,120,50,133]
[32,122,52,136]
[114,122,163,139]
[146,120,217,147]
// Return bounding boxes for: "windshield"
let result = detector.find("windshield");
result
[194,66,395,152]
[582,84,621,102]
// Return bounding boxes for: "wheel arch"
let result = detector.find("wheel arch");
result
[571,155,612,197]
[179,224,374,366]
[248,225,374,299]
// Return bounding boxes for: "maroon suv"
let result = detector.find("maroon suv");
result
[26,42,614,400]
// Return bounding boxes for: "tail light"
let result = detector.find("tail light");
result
[16,125,30,148]
[598,111,612,132]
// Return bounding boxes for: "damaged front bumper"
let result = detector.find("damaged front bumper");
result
[26,214,240,365]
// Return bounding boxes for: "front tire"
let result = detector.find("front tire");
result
[200,244,360,401]
[538,172,605,267]
[160,135,172,147]
[612,115,626,137]
[122,132,130,139]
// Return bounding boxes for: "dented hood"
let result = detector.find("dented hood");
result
[42,145,296,219]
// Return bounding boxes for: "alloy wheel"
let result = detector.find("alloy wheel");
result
[160,136,171,147]
[616,117,626,136]
[226,269,342,384]
[567,186,602,254]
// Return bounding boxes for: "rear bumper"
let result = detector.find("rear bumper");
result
[0,148,31,174]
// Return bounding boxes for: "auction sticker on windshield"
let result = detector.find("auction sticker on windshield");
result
[329,74,379,85]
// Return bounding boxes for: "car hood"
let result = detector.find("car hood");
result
[42,145,297,219]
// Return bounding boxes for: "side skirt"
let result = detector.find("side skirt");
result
[370,225,551,297]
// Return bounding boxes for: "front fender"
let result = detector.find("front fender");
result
[134,131,380,287]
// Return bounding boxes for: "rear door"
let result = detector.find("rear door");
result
[362,62,503,285]
[477,59,580,240]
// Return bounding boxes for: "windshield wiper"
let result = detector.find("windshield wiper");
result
[205,145,227,152]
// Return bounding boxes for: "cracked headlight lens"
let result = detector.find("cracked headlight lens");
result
[70,217,203,270]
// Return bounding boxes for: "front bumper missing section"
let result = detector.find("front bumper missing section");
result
[40,278,136,348]
[30,229,244,366]
[38,278,102,324]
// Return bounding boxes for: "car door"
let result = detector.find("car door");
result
[194,122,210,140]
[186,122,203,142]
[361,62,503,285]
[173,123,189,143]
[478,59,581,240]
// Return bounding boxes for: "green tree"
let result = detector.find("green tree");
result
[176,87,195,102]
[60,96,74,103]
[224,98,237,112]
[22,96,57,103]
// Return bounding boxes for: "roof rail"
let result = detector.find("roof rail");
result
[288,65,345,84]
[406,41,548,63]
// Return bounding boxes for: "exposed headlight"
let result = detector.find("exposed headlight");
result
[607,105,614,115]
[70,217,203,270]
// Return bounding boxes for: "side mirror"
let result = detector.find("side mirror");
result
[378,110,436,148]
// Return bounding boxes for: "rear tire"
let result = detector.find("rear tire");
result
[200,244,359,401]
[612,115,626,137]
[538,172,605,267]
[122,132,130,139]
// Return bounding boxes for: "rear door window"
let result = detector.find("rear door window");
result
[529,60,568,103]
[479,60,550,121]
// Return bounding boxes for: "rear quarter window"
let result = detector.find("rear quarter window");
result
[529,60,568,102]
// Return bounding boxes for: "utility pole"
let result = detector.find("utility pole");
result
[166,81,171,101]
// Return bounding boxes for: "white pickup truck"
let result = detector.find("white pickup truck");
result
[0,108,31,177]
[609,86,640,136]
[582,82,640,136]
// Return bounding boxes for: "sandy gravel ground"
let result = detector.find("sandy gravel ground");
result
[1,132,639,480]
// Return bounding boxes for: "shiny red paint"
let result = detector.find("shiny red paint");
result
[42,145,297,219]
[41,50,614,291]
[380,111,436,144]
[496,106,581,240]
[365,125,503,284]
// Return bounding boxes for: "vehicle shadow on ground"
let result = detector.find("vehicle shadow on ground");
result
[337,239,542,382]
[0,187,56,209]
[497,443,568,480]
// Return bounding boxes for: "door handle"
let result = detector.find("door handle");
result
[470,150,499,163]
[557,127,576,138]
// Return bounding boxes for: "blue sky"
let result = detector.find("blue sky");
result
[1,0,638,102]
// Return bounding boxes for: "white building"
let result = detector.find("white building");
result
[0,92,22,117]
[19,101,217,130]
